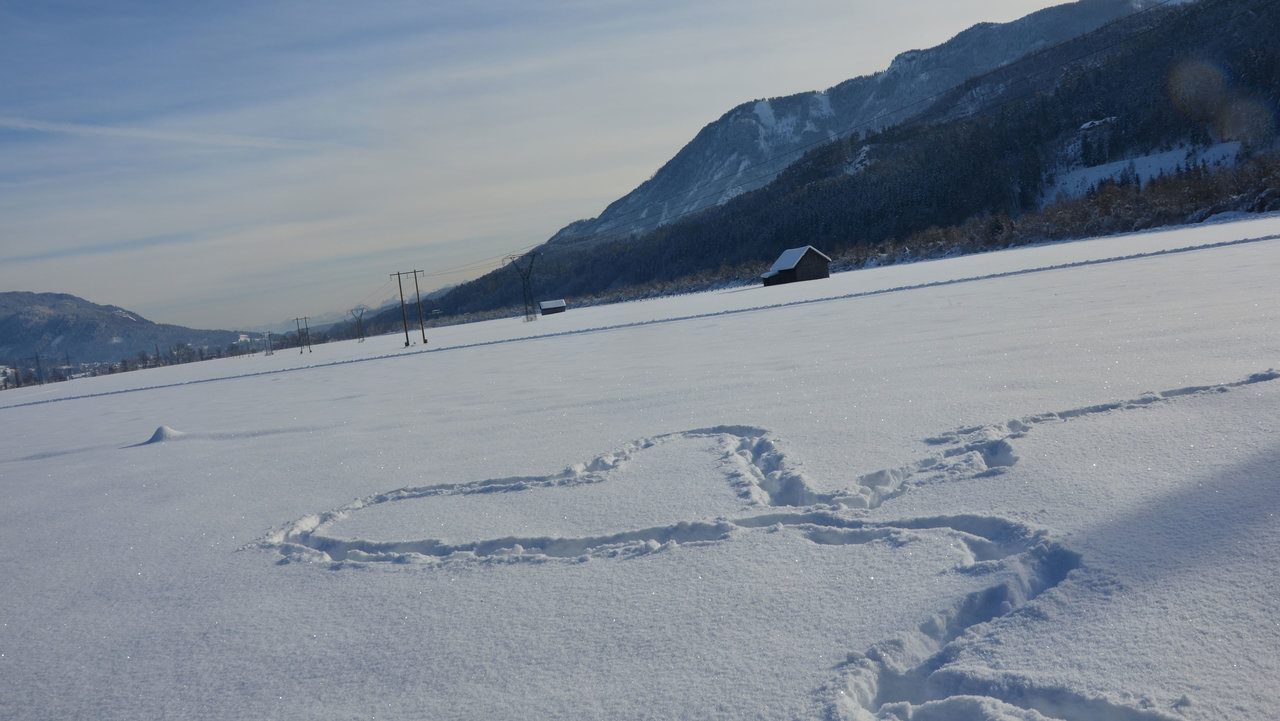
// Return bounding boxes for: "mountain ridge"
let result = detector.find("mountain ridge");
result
[549,0,1161,245]
[0,291,248,366]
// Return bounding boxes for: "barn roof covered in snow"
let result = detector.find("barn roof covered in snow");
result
[766,246,831,275]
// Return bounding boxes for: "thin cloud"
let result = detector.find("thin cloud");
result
[0,116,324,151]
[0,230,209,264]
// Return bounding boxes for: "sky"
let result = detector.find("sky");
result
[0,0,1071,330]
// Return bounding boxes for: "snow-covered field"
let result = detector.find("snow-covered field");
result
[3,215,1279,720]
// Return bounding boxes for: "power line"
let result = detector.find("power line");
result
[506,252,539,322]
[390,271,414,347]
[294,317,312,353]
[350,276,398,310]
[410,270,428,345]
[389,270,429,345]
[349,306,368,342]
[415,244,543,280]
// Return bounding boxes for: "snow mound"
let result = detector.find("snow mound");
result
[143,426,185,444]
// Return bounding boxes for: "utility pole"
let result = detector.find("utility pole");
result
[506,252,539,322]
[391,271,413,346]
[411,269,428,345]
[349,306,368,342]
[294,317,312,353]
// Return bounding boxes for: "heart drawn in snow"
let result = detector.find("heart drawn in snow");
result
[253,422,1089,719]
[243,376,1277,721]
[256,424,1022,567]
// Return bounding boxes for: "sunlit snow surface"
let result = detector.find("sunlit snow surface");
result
[3,215,1279,720]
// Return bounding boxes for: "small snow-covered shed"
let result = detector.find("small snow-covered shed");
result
[761,246,831,287]
[539,299,567,315]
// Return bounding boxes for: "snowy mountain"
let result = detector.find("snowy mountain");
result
[0,291,246,365]
[549,0,1161,244]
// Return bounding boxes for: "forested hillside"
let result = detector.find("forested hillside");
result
[548,0,1153,243]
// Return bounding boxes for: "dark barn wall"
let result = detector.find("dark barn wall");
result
[794,252,830,282]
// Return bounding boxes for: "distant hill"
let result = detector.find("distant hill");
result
[0,292,247,365]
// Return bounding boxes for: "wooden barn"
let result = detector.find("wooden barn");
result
[761,246,831,286]
[539,299,567,315]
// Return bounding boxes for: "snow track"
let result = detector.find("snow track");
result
[247,370,1278,721]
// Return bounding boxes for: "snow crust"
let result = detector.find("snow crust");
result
[2,215,1279,720]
